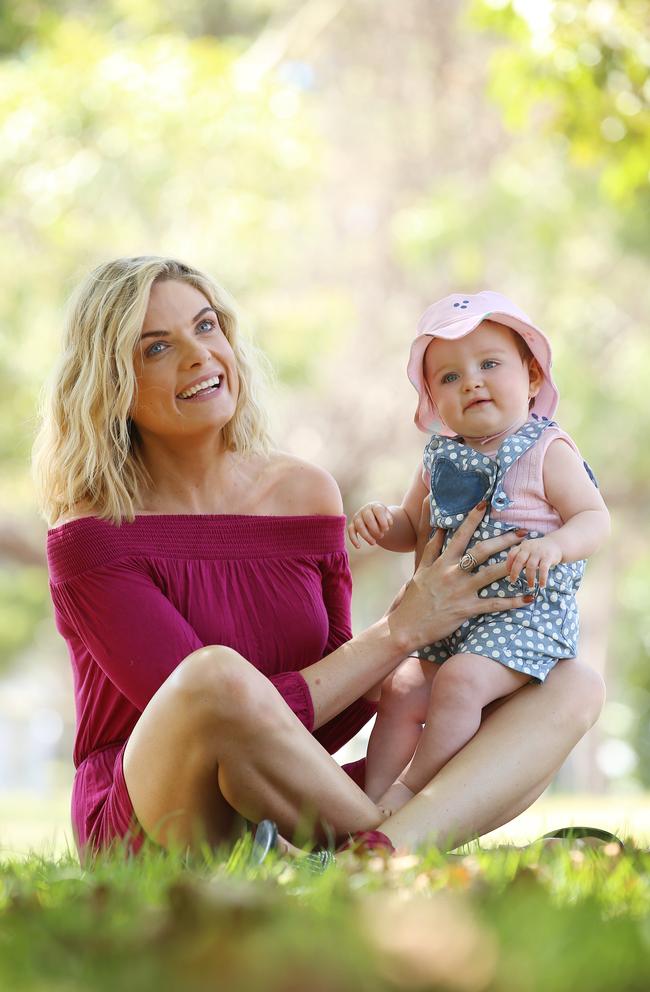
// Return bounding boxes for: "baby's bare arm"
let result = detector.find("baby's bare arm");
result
[348,463,429,553]
[506,439,610,588]
[542,439,610,560]
[383,464,429,552]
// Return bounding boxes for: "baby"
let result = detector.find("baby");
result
[349,291,610,815]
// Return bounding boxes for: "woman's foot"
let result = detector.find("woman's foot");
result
[250,821,335,872]
[376,780,416,817]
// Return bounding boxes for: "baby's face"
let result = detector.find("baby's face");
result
[423,320,541,438]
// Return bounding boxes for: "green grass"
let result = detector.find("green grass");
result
[4,789,650,859]
[1,836,650,992]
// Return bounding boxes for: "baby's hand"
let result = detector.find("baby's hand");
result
[506,535,563,590]
[348,502,394,549]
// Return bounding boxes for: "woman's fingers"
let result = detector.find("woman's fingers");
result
[473,528,528,567]
[415,495,433,569]
[442,501,488,562]
[470,555,525,590]
[417,527,445,568]
[477,592,534,613]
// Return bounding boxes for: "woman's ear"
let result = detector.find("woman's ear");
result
[528,358,544,400]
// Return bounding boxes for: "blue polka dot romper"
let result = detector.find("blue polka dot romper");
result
[415,419,595,682]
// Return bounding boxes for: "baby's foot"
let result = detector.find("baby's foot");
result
[377,780,415,817]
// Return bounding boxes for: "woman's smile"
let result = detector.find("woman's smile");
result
[132,279,239,439]
[176,372,224,401]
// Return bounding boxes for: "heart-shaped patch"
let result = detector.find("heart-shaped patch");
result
[430,458,492,517]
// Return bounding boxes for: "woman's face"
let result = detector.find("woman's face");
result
[131,279,239,444]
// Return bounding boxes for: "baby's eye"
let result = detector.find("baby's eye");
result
[481,359,498,370]
[441,372,459,384]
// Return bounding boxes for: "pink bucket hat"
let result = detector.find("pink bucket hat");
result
[407,290,559,435]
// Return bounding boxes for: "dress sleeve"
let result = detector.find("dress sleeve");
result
[320,550,353,655]
[52,558,319,729]
[51,561,204,713]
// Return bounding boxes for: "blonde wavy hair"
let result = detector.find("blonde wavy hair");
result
[33,256,272,526]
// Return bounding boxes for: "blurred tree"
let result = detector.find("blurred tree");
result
[0,1,325,667]
[466,0,650,785]
[469,0,650,223]
[0,0,648,790]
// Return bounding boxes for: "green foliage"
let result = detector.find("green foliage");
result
[615,552,650,786]
[0,566,51,662]
[0,843,649,992]
[469,0,650,215]
[0,11,322,507]
[0,0,649,787]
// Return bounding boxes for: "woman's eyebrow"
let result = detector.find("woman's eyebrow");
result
[140,307,216,340]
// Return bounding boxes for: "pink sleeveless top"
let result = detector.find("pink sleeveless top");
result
[422,424,581,534]
[491,425,580,533]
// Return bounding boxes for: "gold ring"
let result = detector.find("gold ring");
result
[458,551,479,572]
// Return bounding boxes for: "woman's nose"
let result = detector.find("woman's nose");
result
[180,337,213,367]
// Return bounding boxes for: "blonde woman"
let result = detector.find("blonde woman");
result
[34,257,604,858]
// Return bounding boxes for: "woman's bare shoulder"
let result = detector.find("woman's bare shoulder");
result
[50,503,98,529]
[262,451,344,516]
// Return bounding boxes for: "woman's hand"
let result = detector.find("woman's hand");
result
[387,501,534,655]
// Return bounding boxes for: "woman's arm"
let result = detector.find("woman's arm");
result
[303,503,534,728]
[52,563,314,729]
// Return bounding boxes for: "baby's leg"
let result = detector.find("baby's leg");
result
[378,653,529,814]
[364,657,436,802]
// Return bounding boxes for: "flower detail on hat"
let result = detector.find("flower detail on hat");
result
[453,300,470,309]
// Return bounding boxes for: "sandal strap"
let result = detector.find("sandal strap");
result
[337,829,396,855]
[250,819,279,864]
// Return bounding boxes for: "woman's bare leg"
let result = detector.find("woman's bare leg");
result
[379,659,605,851]
[123,646,382,850]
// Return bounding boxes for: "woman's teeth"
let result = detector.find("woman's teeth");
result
[177,375,221,399]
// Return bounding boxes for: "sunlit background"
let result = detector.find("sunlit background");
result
[1,0,649,854]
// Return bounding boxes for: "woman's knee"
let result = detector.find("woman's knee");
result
[555,661,606,733]
[168,645,280,732]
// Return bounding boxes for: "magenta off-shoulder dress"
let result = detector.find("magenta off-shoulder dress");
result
[47,515,375,854]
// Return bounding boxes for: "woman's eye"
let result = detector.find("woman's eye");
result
[197,318,216,333]
[145,341,167,357]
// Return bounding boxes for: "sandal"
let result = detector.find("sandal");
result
[250,818,279,865]
[250,820,335,873]
[336,829,396,857]
[251,821,395,869]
